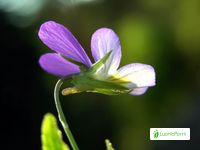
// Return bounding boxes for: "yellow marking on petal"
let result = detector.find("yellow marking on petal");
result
[108,74,131,82]
[106,74,137,89]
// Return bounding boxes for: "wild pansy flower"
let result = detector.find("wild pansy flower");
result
[39,21,155,96]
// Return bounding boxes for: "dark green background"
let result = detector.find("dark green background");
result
[1,0,199,149]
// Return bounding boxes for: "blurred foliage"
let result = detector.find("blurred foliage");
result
[105,139,115,150]
[174,0,200,57]
[41,113,70,150]
[1,0,200,150]
[41,113,116,150]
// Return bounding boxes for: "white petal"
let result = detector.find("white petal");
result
[130,87,148,96]
[114,63,156,88]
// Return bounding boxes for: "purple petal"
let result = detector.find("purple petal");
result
[91,28,121,76]
[114,63,156,88]
[39,53,80,77]
[38,21,92,67]
[130,87,148,96]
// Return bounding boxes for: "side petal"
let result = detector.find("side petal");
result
[114,63,156,88]
[39,53,80,77]
[130,87,148,96]
[38,21,92,67]
[91,28,121,76]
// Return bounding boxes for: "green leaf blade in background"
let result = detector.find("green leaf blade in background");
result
[41,113,70,150]
[105,139,115,150]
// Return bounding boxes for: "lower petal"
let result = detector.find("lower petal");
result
[114,63,156,88]
[39,53,80,77]
[130,87,148,96]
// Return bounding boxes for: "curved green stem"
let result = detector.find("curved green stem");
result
[54,79,79,150]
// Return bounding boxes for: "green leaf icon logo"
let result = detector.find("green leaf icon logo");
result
[153,130,159,139]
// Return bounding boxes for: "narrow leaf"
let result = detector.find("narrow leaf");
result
[105,139,115,150]
[87,51,112,74]
[41,113,70,150]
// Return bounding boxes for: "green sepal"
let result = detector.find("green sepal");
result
[71,74,130,95]
[86,51,112,74]
[105,139,115,150]
[92,88,131,95]
[61,50,112,73]
[60,54,88,71]
[41,113,70,150]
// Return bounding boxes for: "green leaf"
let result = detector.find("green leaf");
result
[41,113,70,150]
[105,139,115,150]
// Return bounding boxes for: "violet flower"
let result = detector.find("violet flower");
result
[39,21,155,96]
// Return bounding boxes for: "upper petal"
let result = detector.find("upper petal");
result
[39,53,80,77]
[91,28,121,76]
[114,63,156,88]
[38,21,92,67]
